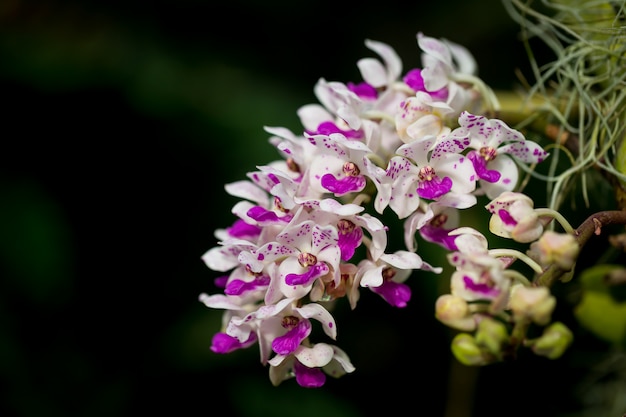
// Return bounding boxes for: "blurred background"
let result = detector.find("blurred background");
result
[0,0,621,416]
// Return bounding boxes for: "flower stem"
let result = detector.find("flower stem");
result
[534,210,626,286]
[533,208,575,233]
[488,248,544,274]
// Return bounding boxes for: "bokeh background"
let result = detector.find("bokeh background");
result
[1,1,622,416]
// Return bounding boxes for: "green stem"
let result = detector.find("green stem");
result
[503,269,532,286]
[488,248,544,274]
[533,208,575,233]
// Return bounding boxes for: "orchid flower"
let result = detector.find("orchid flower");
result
[454,111,549,199]
[355,250,442,307]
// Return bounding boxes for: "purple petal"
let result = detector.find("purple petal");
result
[419,224,458,250]
[498,209,517,226]
[403,68,425,91]
[226,219,262,239]
[224,274,271,295]
[210,332,257,354]
[247,206,291,224]
[285,262,330,286]
[321,174,366,195]
[462,276,499,297]
[417,176,452,200]
[214,275,229,289]
[468,151,501,183]
[308,121,364,139]
[294,359,326,388]
[272,320,312,355]
[338,228,363,261]
[347,81,378,100]
[370,280,412,308]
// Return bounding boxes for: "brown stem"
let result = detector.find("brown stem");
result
[534,210,626,287]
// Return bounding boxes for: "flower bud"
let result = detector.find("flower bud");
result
[527,322,573,359]
[509,285,556,326]
[531,230,579,271]
[450,333,490,366]
[435,294,476,331]
[485,192,550,243]
[475,317,509,356]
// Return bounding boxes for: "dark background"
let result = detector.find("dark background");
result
[0,1,617,416]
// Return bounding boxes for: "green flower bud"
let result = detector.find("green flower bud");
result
[475,317,509,357]
[451,333,489,366]
[528,322,574,359]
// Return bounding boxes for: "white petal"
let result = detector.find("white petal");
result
[296,104,334,132]
[364,38,403,84]
[328,345,356,374]
[357,57,388,88]
[480,156,519,199]
[295,303,337,340]
[446,39,477,75]
[379,250,425,269]
[224,180,268,205]
[294,344,334,368]
[360,264,384,287]
[198,293,243,310]
[318,198,364,215]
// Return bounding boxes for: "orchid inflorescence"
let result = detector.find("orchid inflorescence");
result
[197,31,590,388]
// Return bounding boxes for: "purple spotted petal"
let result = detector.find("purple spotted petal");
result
[499,140,549,163]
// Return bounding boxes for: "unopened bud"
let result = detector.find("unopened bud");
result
[532,230,579,270]
[486,192,545,243]
[475,317,509,356]
[435,294,476,331]
[509,285,556,326]
[450,333,490,366]
[527,322,573,359]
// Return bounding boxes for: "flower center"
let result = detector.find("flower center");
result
[431,213,448,228]
[281,315,300,329]
[382,267,396,282]
[245,264,262,276]
[337,219,356,235]
[479,146,497,161]
[419,166,436,181]
[286,157,300,174]
[343,162,360,177]
[274,196,288,213]
[298,252,318,268]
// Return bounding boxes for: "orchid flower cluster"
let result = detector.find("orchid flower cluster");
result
[198,32,568,388]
